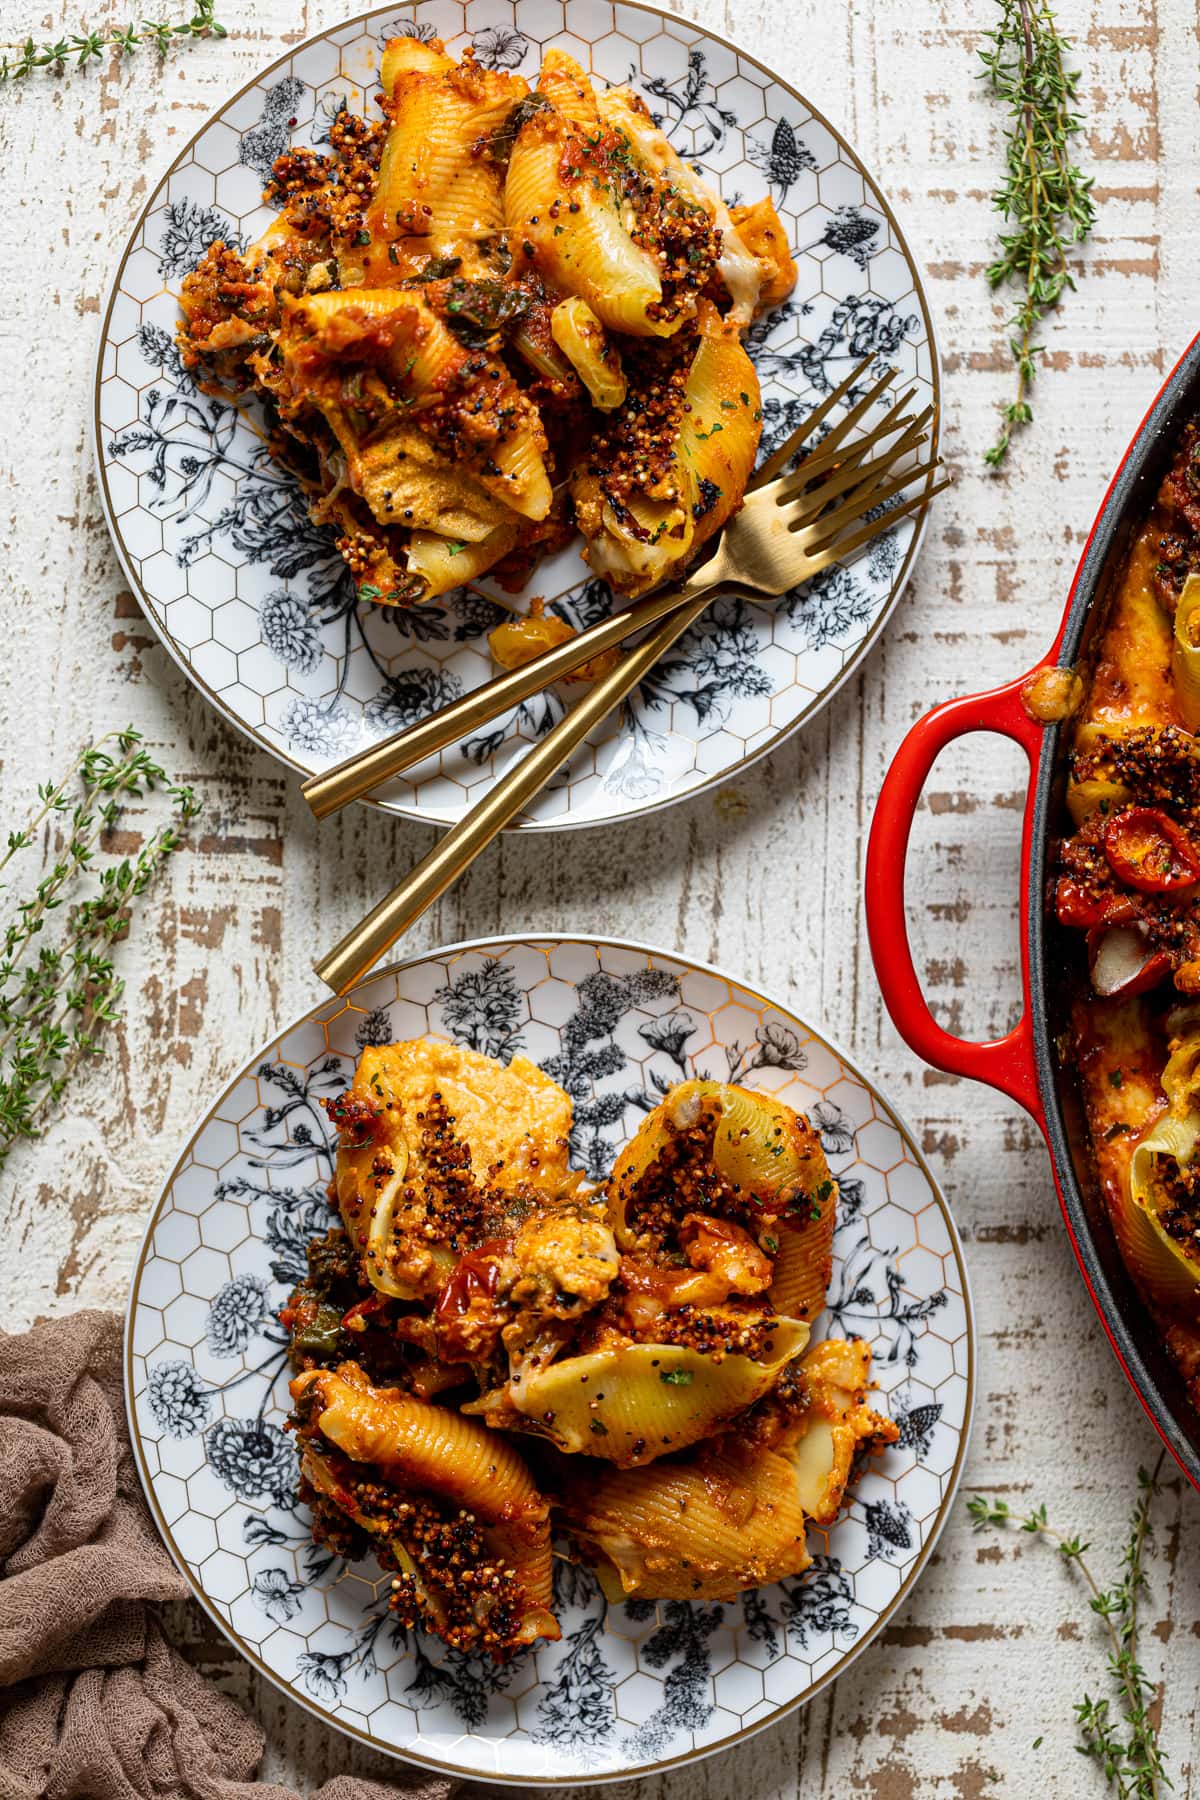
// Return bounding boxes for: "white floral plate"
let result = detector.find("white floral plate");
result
[94,2,939,831]
[126,936,973,1784]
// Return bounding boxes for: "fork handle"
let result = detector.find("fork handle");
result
[301,565,718,819]
[313,590,710,994]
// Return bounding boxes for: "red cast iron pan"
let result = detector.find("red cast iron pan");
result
[865,332,1200,1492]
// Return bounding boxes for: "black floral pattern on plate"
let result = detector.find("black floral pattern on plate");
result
[621,1600,724,1759]
[811,1097,856,1158]
[207,1417,297,1509]
[216,1173,330,1289]
[826,1230,949,1366]
[740,1554,858,1657]
[260,589,323,674]
[146,1359,211,1437]
[364,668,463,733]
[251,1566,307,1623]
[434,957,525,1062]
[725,1021,808,1083]
[799,292,921,395]
[542,967,681,1177]
[893,1400,944,1458]
[157,199,242,280]
[239,76,306,185]
[246,1057,343,1169]
[797,204,883,269]
[313,90,350,146]
[637,1008,697,1074]
[470,25,528,70]
[279,696,360,759]
[638,49,735,156]
[862,1497,914,1562]
[206,1273,270,1357]
[747,117,817,197]
[375,17,439,44]
[354,1006,394,1052]
[531,1564,616,1749]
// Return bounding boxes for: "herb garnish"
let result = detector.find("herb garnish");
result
[413,255,463,283]
[0,729,198,1166]
[968,1457,1170,1797]
[439,277,530,349]
[659,1368,694,1386]
[979,0,1095,467]
[0,0,225,80]
[480,94,549,166]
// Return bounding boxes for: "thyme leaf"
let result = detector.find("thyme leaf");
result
[0,0,225,82]
[0,728,198,1166]
[979,0,1096,467]
[967,1455,1171,1797]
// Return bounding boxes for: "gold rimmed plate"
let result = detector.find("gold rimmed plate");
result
[125,934,973,1784]
[93,0,940,830]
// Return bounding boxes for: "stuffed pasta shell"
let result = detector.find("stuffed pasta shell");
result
[324,1038,617,1396]
[557,1335,898,1600]
[557,1439,812,1601]
[367,39,528,258]
[291,1362,558,1655]
[327,1038,581,1301]
[279,288,552,516]
[595,84,788,326]
[505,50,725,339]
[178,35,796,623]
[571,301,762,594]
[466,1078,830,1464]
[280,1037,897,1657]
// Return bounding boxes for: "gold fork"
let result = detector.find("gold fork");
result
[314,368,947,994]
[304,358,927,820]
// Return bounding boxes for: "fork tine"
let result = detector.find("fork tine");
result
[773,399,913,496]
[749,352,879,490]
[815,458,945,538]
[786,454,943,542]
[797,477,952,581]
[778,420,932,519]
[780,392,921,488]
[798,398,934,490]
[748,412,819,493]
[801,365,898,459]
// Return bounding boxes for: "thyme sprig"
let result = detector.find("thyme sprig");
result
[0,729,198,1166]
[968,1455,1170,1797]
[979,0,1096,467]
[0,0,225,81]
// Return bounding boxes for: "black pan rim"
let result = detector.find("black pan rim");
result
[1027,332,1200,1485]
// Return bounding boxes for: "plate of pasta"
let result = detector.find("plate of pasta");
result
[95,2,939,830]
[126,935,972,1783]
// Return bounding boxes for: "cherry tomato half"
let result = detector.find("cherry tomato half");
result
[434,1238,511,1329]
[1055,878,1140,930]
[1103,807,1200,893]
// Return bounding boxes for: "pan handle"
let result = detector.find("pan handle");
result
[865,669,1050,1123]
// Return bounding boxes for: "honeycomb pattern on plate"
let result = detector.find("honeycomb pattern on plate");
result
[126,936,972,1784]
[95,1,938,831]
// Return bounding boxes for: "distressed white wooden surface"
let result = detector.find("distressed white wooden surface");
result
[3,0,1200,1793]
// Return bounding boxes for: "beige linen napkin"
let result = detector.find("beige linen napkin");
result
[0,1310,455,1800]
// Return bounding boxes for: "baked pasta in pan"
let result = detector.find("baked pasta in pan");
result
[177,37,795,634]
[283,1040,896,1660]
[1055,418,1200,1410]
